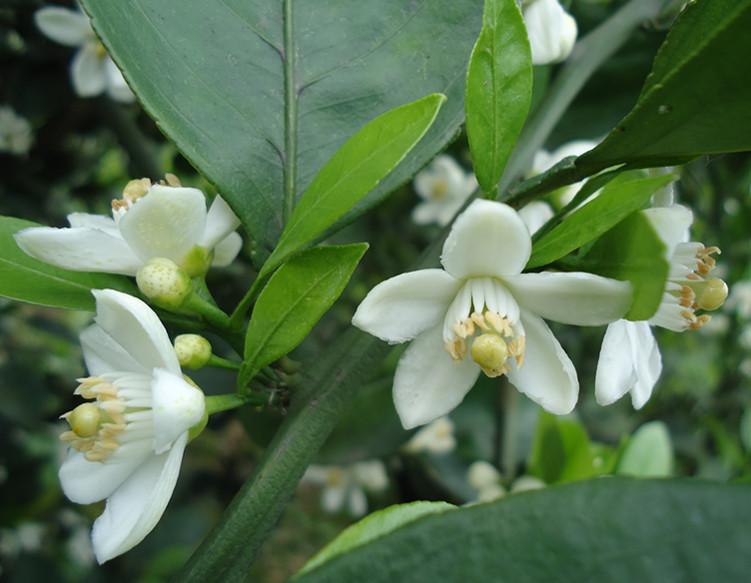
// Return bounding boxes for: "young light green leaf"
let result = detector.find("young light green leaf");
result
[465,0,532,194]
[617,421,673,478]
[297,502,455,578]
[262,94,445,276]
[293,479,751,583]
[0,217,138,311]
[527,172,675,269]
[240,243,368,386]
[568,212,668,321]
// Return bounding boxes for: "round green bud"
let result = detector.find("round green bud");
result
[68,403,100,437]
[136,258,192,310]
[471,334,509,378]
[174,334,212,370]
[181,245,213,278]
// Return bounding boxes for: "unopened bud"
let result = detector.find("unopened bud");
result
[174,334,212,370]
[66,403,100,437]
[181,245,212,278]
[136,258,191,310]
[471,334,509,378]
[697,278,728,311]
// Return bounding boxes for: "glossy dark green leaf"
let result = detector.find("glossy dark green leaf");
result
[0,217,138,311]
[241,243,368,386]
[80,0,481,256]
[295,479,751,583]
[465,0,532,193]
[527,172,675,269]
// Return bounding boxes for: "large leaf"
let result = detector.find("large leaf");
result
[264,94,445,275]
[465,0,532,193]
[0,217,138,311]
[295,479,751,582]
[81,0,482,257]
[241,243,368,385]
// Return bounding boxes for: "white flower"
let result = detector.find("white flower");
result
[58,289,205,563]
[531,139,599,206]
[0,106,33,155]
[523,0,578,66]
[510,475,545,493]
[353,199,632,429]
[596,204,727,409]
[518,201,554,236]
[413,155,477,226]
[35,6,134,103]
[403,416,456,454]
[467,461,505,502]
[303,461,388,517]
[727,281,751,318]
[15,178,242,277]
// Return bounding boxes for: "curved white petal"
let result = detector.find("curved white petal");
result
[80,324,147,376]
[524,0,578,66]
[441,200,531,279]
[118,185,207,264]
[92,290,180,374]
[92,433,187,563]
[629,322,662,409]
[35,7,91,47]
[518,201,554,235]
[14,226,142,275]
[353,270,460,344]
[211,232,243,267]
[151,369,205,454]
[393,327,480,429]
[201,196,241,250]
[642,204,692,256]
[595,320,637,406]
[347,487,368,517]
[71,44,108,97]
[504,272,632,325]
[412,201,444,226]
[67,212,120,236]
[104,58,135,103]
[507,311,578,414]
[58,440,152,505]
[322,484,347,513]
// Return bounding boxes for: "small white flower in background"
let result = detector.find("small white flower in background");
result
[727,281,751,319]
[353,199,632,429]
[740,358,751,379]
[403,416,456,455]
[303,461,388,517]
[523,0,578,66]
[15,175,242,278]
[58,289,205,563]
[739,326,751,351]
[0,106,33,155]
[596,203,727,409]
[467,461,505,502]
[35,6,134,103]
[518,201,554,236]
[413,155,477,226]
[531,139,598,206]
[510,474,545,493]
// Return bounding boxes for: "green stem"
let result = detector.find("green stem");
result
[228,274,265,328]
[499,380,518,482]
[282,0,298,223]
[205,393,265,415]
[208,355,241,371]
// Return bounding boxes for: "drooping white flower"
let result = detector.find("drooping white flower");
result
[303,461,388,517]
[727,281,751,319]
[0,106,33,155]
[403,416,456,454]
[531,139,599,206]
[412,155,478,226]
[35,6,134,103]
[596,204,727,409]
[523,0,578,66]
[58,289,205,563]
[15,177,242,277]
[353,199,632,429]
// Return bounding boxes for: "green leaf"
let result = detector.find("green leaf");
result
[241,243,368,385]
[527,172,675,269]
[81,0,481,256]
[294,479,751,582]
[568,212,668,321]
[0,217,138,311]
[465,0,532,193]
[617,421,674,478]
[297,502,455,578]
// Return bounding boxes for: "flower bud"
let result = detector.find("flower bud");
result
[136,258,191,310]
[174,334,212,370]
[181,245,212,278]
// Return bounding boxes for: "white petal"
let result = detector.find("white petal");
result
[353,269,460,344]
[104,58,135,103]
[322,485,347,513]
[412,201,445,226]
[151,369,205,454]
[642,204,692,256]
[58,441,152,505]
[595,320,637,406]
[34,7,91,47]
[393,327,480,429]
[347,487,368,517]
[524,0,578,66]
[71,44,108,97]
[117,185,207,264]
[507,311,578,414]
[504,272,632,325]
[92,433,187,563]
[80,324,147,376]
[14,226,142,275]
[92,290,180,374]
[201,196,241,250]
[628,322,662,409]
[352,461,388,492]
[518,201,554,235]
[67,212,120,236]
[441,200,531,279]
[211,232,243,267]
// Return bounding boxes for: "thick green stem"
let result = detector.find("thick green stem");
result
[205,393,265,415]
[208,355,241,371]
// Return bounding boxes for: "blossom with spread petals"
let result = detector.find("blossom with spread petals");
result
[523,0,578,66]
[303,461,388,517]
[412,155,478,226]
[403,416,456,454]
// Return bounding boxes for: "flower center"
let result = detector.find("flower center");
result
[429,178,449,201]
[111,174,182,221]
